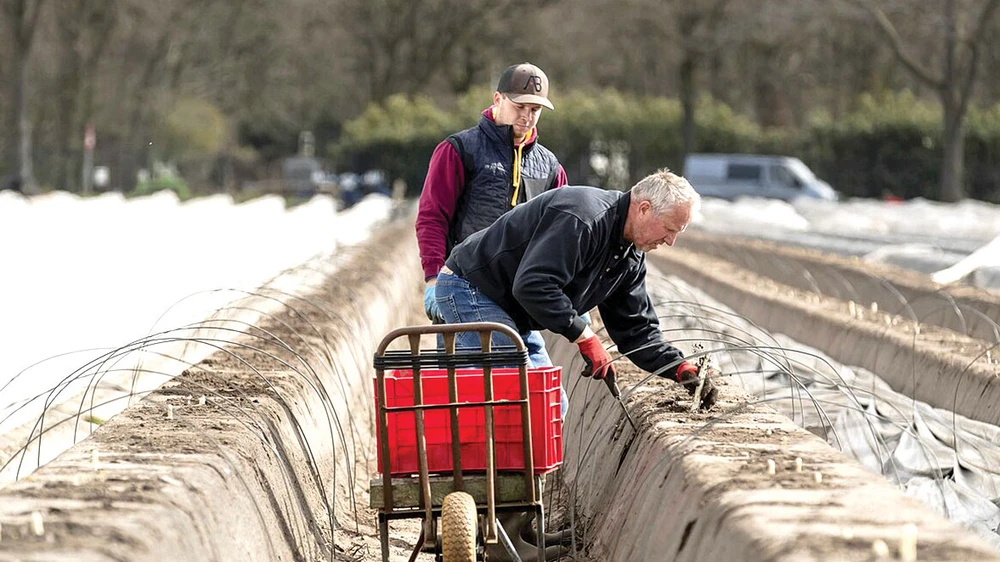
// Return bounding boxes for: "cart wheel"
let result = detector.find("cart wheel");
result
[441,491,477,562]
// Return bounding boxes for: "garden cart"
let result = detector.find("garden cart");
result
[370,322,563,561]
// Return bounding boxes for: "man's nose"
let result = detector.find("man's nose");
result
[664,233,677,246]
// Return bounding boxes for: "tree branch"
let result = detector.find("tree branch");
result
[22,0,45,47]
[967,0,1000,49]
[956,0,1000,121]
[851,0,942,88]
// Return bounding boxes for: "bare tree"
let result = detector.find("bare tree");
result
[3,0,997,198]
[107,0,223,190]
[50,0,118,192]
[335,0,538,103]
[0,0,46,191]
[850,0,1000,201]
[981,16,1000,105]
[671,0,731,153]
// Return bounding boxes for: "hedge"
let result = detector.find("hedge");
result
[332,89,1000,202]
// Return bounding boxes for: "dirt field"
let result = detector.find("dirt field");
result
[1,214,998,561]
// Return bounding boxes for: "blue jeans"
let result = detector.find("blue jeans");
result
[436,272,568,416]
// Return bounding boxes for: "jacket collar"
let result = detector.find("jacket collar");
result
[614,191,633,252]
[479,107,538,147]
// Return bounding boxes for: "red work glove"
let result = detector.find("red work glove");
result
[675,361,719,410]
[577,335,616,380]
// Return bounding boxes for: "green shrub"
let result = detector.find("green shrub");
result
[805,91,943,199]
[335,90,770,192]
[133,174,192,200]
[330,95,466,195]
[965,103,1000,202]
[158,98,229,162]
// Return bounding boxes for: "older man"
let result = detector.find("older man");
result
[434,169,718,410]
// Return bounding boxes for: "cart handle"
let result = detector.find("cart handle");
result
[375,322,526,356]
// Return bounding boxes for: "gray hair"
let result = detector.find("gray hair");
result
[630,168,701,216]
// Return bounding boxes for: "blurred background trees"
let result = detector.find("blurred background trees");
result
[1,0,999,201]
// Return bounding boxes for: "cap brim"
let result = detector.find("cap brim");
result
[506,94,554,110]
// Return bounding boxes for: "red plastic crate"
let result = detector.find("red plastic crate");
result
[374,367,562,476]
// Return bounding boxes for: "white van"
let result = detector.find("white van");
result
[682,153,837,202]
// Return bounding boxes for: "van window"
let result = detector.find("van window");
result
[727,163,761,181]
[770,165,802,188]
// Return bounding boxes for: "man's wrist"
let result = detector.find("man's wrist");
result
[574,327,596,344]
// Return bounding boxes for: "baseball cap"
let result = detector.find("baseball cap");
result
[496,63,554,110]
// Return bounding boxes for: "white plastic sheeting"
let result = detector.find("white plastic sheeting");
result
[696,196,1000,289]
[646,276,1000,551]
[933,235,1000,285]
[0,191,394,435]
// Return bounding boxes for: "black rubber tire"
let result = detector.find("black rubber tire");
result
[441,491,478,562]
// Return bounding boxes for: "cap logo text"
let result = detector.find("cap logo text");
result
[522,75,543,93]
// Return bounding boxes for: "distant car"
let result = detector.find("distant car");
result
[682,153,837,202]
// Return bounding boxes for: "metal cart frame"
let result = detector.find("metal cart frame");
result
[372,322,548,561]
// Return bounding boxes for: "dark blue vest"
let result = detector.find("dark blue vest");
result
[446,115,560,250]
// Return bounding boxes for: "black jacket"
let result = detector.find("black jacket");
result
[445,186,686,379]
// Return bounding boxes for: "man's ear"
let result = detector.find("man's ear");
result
[639,200,652,215]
